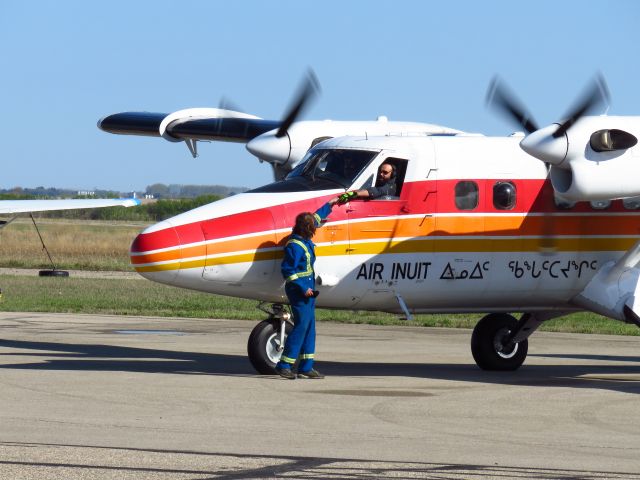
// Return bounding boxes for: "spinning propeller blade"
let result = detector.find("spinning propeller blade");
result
[552,73,610,138]
[486,76,539,134]
[275,69,321,138]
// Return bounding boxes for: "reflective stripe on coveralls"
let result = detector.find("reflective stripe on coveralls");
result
[284,239,313,282]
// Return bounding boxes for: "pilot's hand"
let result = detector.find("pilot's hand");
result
[304,288,314,297]
[337,191,357,204]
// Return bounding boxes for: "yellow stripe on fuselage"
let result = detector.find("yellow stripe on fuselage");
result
[133,235,636,273]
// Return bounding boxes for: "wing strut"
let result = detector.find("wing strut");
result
[29,214,69,277]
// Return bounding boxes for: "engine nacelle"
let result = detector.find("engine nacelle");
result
[550,152,640,201]
[520,116,640,201]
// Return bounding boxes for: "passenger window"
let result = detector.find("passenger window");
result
[623,197,640,210]
[493,181,516,210]
[455,181,479,210]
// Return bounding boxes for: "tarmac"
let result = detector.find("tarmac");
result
[1,311,640,479]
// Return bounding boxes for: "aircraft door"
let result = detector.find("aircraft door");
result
[347,156,435,310]
[201,209,278,285]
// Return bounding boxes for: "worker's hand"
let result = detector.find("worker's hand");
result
[328,196,340,206]
[337,191,357,204]
[305,288,315,297]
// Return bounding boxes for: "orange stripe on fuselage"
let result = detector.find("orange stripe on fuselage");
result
[132,213,640,265]
[131,231,286,265]
[131,213,640,272]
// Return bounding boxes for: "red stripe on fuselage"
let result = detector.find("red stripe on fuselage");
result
[131,178,640,254]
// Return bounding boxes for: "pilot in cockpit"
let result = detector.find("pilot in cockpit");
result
[335,162,397,204]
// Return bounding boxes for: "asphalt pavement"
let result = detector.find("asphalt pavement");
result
[1,312,639,479]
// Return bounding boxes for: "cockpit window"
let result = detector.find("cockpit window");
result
[249,148,378,193]
[288,149,377,188]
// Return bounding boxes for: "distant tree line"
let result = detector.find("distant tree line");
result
[145,183,246,198]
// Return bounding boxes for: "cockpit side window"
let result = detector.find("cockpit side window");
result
[365,157,408,200]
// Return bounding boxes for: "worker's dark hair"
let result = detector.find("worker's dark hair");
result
[292,212,317,239]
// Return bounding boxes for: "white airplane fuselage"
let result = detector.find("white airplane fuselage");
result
[130,134,636,315]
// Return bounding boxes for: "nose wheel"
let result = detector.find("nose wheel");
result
[247,304,293,374]
[471,313,528,370]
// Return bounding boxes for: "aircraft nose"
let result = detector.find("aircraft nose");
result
[130,221,181,283]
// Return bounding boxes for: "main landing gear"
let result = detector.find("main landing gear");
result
[247,303,293,374]
[471,312,545,370]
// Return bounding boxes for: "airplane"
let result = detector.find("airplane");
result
[0,197,140,276]
[99,72,640,374]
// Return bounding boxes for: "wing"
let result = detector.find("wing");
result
[98,110,280,142]
[0,198,140,215]
[98,71,465,179]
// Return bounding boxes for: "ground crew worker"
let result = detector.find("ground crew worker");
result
[275,198,339,379]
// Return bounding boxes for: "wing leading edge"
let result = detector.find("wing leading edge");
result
[0,198,140,215]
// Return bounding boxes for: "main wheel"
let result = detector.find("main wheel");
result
[247,320,293,374]
[471,313,528,371]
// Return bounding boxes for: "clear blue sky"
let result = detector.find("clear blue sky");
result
[1,1,639,192]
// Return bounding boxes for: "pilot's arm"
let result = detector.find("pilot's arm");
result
[335,181,396,203]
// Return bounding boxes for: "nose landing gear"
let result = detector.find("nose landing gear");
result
[247,303,293,374]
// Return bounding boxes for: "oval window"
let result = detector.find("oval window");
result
[590,200,611,210]
[623,197,640,210]
[493,181,516,210]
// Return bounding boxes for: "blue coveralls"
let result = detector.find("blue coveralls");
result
[276,202,333,373]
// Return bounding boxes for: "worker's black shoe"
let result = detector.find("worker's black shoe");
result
[275,367,296,380]
[297,369,325,379]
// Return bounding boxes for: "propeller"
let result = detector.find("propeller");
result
[486,74,610,254]
[246,69,321,171]
[487,74,610,140]
[275,69,321,138]
[552,73,610,138]
[486,77,539,134]
[218,96,245,114]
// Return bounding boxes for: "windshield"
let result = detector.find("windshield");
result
[287,149,377,188]
[249,148,378,193]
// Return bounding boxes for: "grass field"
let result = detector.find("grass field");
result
[0,218,638,335]
[0,218,146,270]
[0,275,637,335]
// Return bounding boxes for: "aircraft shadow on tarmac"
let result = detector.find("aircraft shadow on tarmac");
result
[6,441,640,480]
[1,339,640,395]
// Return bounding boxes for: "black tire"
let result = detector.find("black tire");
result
[247,320,293,374]
[471,313,528,371]
[38,270,69,277]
